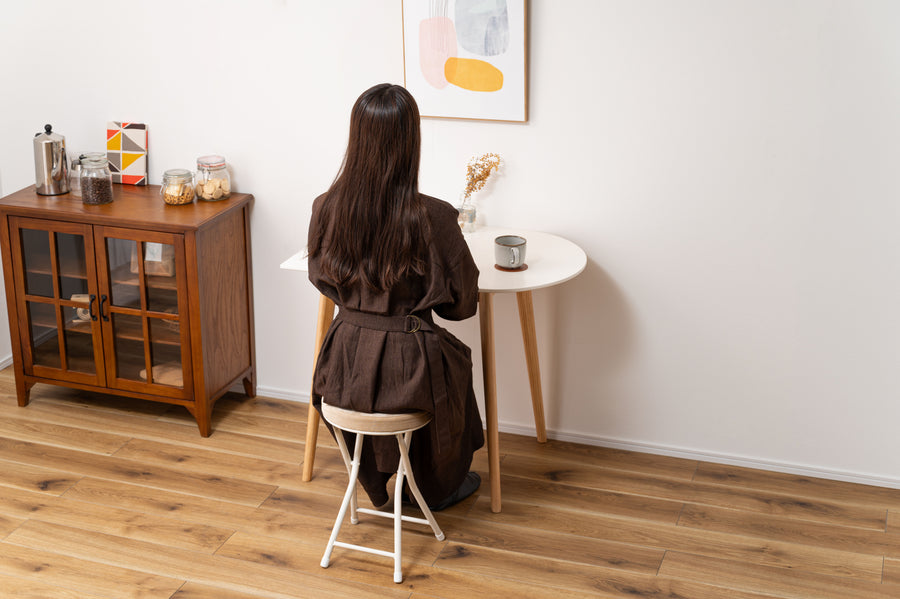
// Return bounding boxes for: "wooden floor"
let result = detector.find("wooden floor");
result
[1,371,900,598]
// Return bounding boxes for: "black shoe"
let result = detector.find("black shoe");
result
[371,492,390,509]
[429,472,481,512]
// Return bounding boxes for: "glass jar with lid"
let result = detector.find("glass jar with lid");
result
[80,151,106,163]
[80,155,113,205]
[161,169,195,205]
[69,152,107,199]
[68,156,82,198]
[195,154,230,201]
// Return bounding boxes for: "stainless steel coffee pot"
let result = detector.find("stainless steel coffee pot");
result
[34,124,70,195]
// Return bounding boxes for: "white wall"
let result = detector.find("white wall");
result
[2,1,899,488]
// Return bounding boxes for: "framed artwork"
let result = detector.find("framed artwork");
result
[402,0,528,122]
[107,121,149,185]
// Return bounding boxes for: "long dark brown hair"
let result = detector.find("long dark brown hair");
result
[308,83,429,291]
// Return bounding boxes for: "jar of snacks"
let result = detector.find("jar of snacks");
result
[80,156,114,205]
[161,169,195,205]
[195,154,230,201]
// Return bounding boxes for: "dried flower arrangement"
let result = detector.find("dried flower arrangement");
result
[457,152,502,232]
[462,153,502,201]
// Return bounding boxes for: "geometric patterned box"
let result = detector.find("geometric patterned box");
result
[107,122,148,185]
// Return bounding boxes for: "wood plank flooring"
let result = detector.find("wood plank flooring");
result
[1,368,899,598]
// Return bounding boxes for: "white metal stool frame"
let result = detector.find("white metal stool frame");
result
[319,401,445,583]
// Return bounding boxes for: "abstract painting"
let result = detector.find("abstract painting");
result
[107,122,148,185]
[403,0,528,122]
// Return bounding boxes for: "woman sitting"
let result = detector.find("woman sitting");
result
[307,83,484,510]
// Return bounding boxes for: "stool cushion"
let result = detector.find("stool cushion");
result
[322,401,432,435]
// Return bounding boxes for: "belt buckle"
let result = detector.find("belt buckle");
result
[405,314,422,333]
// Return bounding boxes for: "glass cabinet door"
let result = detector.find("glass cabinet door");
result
[94,227,190,399]
[10,218,104,385]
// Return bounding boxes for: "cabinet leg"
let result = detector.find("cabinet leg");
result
[242,371,256,398]
[196,415,212,437]
[193,403,212,437]
[16,379,33,407]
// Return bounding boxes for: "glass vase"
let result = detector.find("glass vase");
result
[457,194,476,232]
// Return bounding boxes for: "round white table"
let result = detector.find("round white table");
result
[463,227,587,293]
[281,226,586,513]
[462,227,586,512]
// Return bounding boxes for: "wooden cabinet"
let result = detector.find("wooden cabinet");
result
[0,184,256,436]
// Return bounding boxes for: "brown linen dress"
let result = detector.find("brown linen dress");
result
[308,193,485,507]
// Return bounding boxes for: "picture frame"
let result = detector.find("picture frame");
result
[402,0,528,122]
[106,122,149,185]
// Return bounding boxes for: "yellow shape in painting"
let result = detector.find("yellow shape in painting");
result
[121,152,142,170]
[107,132,121,151]
[444,57,503,92]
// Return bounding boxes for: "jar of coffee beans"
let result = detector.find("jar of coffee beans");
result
[161,169,195,205]
[80,156,113,205]
[195,155,230,201]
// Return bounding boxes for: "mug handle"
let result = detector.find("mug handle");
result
[510,247,519,266]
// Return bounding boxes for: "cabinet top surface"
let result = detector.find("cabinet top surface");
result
[0,185,253,231]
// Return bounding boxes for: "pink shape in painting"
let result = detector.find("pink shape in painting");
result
[419,17,457,89]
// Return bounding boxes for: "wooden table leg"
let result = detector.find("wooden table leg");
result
[302,294,336,482]
[478,292,502,513]
[516,290,547,443]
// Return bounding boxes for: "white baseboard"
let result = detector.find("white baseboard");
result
[260,385,900,491]
[497,422,900,491]
[255,384,307,403]
[0,371,885,492]
[0,355,12,370]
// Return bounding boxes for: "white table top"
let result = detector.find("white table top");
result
[280,251,309,272]
[462,227,586,292]
[280,226,586,294]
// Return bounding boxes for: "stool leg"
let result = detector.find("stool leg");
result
[398,431,444,541]
[332,429,359,524]
[393,433,405,583]
[321,432,364,569]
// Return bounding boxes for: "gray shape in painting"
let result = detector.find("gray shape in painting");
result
[122,134,144,153]
[455,0,509,57]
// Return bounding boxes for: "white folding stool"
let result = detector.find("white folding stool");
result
[319,400,445,583]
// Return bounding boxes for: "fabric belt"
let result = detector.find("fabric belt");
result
[335,307,452,453]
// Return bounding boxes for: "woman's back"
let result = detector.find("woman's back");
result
[310,194,473,313]
[307,83,484,510]
[308,192,478,411]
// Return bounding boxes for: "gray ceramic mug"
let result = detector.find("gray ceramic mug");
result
[495,235,527,269]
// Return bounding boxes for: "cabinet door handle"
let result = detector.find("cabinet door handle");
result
[99,294,110,322]
[89,294,98,321]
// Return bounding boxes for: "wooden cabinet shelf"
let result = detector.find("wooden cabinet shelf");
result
[108,263,179,291]
[21,252,88,280]
[0,184,256,436]
[27,316,181,346]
